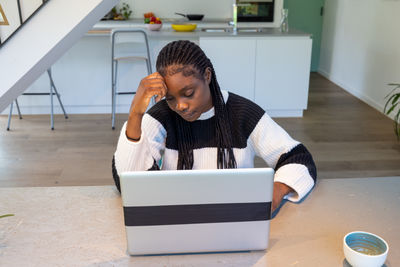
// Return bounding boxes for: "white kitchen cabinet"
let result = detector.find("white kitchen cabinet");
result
[199,38,256,102]
[255,38,312,116]
[200,36,312,117]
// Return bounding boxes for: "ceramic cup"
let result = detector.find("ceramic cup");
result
[343,231,388,267]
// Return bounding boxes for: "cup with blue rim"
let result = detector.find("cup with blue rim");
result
[343,231,389,267]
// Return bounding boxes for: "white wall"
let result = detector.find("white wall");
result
[319,0,400,118]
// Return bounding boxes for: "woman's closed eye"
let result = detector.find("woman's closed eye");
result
[166,89,194,102]
[184,89,194,97]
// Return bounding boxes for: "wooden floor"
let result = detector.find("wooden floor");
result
[1,73,399,187]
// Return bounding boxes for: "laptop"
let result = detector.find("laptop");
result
[120,167,274,256]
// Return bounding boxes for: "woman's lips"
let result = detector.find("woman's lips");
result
[180,110,197,120]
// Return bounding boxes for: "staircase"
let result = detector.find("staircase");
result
[0,0,118,113]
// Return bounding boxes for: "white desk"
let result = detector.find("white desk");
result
[1,177,399,266]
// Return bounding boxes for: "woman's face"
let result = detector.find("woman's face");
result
[163,65,213,122]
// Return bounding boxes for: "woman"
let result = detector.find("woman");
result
[113,40,316,214]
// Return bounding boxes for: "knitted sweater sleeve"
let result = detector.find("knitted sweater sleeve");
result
[112,114,166,191]
[249,113,316,202]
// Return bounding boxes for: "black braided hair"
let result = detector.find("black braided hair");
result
[156,40,237,170]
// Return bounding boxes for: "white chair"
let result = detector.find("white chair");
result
[7,68,68,131]
[111,28,152,130]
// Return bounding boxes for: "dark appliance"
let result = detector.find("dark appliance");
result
[237,0,275,22]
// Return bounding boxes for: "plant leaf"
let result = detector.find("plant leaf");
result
[384,94,397,112]
[385,84,400,98]
[394,108,400,140]
[395,108,400,123]
[0,214,14,219]
[392,94,400,105]
[386,102,399,115]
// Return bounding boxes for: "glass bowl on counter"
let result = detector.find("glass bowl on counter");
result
[147,23,162,31]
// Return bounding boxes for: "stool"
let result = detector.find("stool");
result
[7,68,68,131]
[111,28,152,130]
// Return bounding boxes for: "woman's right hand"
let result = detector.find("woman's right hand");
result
[126,72,167,140]
[129,72,168,116]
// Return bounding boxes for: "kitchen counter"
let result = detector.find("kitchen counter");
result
[0,177,399,266]
[88,27,310,39]
[89,19,311,38]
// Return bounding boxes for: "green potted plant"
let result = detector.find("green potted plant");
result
[121,3,132,20]
[109,3,132,20]
[384,83,400,140]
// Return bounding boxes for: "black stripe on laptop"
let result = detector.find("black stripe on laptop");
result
[123,202,271,226]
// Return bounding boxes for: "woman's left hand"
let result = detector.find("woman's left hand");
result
[271,182,293,214]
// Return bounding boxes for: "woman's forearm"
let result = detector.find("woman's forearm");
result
[126,112,143,140]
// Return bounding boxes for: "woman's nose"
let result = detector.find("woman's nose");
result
[176,101,188,112]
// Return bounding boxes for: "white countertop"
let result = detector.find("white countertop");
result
[0,177,399,266]
[89,19,311,38]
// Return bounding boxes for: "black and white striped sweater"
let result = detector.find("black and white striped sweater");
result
[113,90,316,202]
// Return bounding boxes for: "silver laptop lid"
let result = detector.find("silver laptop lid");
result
[120,168,274,255]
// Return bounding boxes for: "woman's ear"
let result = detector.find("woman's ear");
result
[204,67,212,85]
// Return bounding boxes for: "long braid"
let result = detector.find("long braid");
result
[209,67,237,169]
[156,40,237,170]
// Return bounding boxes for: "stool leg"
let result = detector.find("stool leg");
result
[7,101,14,131]
[111,60,118,130]
[47,69,68,119]
[15,99,22,119]
[53,86,68,119]
[50,74,54,130]
[145,58,151,76]
[145,59,155,107]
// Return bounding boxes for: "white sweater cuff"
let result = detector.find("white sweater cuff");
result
[274,163,315,202]
[114,121,154,173]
